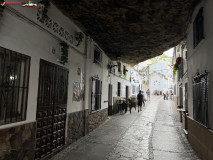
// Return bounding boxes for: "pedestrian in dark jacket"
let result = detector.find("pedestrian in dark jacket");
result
[137,90,143,112]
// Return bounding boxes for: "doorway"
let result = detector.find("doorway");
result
[126,86,129,100]
[108,84,113,115]
[35,60,69,159]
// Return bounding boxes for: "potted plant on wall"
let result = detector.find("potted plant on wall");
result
[58,41,69,65]
[38,0,50,20]
[75,32,84,46]
[173,64,179,76]
[123,68,128,79]
[173,57,182,76]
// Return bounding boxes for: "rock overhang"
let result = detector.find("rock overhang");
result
[51,0,200,65]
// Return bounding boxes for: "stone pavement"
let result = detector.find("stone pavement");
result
[50,96,199,160]
[152,100,199,160]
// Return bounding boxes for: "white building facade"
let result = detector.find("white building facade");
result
[148,61,172,95]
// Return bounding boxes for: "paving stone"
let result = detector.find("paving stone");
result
[50,96,199,160]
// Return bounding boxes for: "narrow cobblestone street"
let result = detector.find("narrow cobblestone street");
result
[51,96,199,160]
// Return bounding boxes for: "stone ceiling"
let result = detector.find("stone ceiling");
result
[51,0,200,65]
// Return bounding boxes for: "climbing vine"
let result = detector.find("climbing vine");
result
[75,32,84,46]
[59,41,69,65]
[173,64,179,76]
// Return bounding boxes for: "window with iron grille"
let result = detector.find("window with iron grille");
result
[117,82,121,97]
[193,71,209,127]
[193,7,204,48]
[0,47,31,125]
[94,47,102,66]
[91,77,102,111]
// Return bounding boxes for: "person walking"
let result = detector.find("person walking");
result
[146,89,150,101]
[137,90,143,112]
[170,91,173,100]
[163,93,166,100]
[142,91,145,107]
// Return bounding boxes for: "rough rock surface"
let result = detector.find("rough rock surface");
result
[51,0,200,65]
[67,110,89,144]
[0,122,36,160]
[88,108,108,132]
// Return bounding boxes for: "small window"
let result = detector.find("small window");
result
[193,7,204,48]
[94,47,102,66]
[0,47,31,125]
[108,61,115,74]
[123,65,127,75]
[118,62,121,73]
[117,82,121,97]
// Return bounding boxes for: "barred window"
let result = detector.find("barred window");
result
[193,7,204,48]
[91,77,102,111]
[94,47,102,66]
[193,71,209,127]
[0,47,30,125]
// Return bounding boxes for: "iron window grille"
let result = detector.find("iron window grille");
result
[117,82,121,97]
[91,77,102,111]
[192,71,209,127]
[0,47,31,125]
[193,7,204,48]
[94,47,102,66]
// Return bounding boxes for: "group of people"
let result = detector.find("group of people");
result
[137,89,150,112]
[163,91,173,100]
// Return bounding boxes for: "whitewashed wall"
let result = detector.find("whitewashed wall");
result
[0,2,86,129]
[0,1,144,130]
[186,0,213,128]
[149,73,167,94]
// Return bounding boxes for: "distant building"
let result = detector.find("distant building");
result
[148,61,173,95]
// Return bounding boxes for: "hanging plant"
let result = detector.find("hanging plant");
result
[39,0,50,19]
[59,41,69,65]
[75,32,84,46]
[173,64,179,76]
[173,57,183,76]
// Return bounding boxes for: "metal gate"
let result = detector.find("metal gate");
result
[35,60,68,160]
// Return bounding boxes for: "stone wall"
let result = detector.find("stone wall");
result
[0,122,36,160]
[88,108,108,132]
[67,110,89,144]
